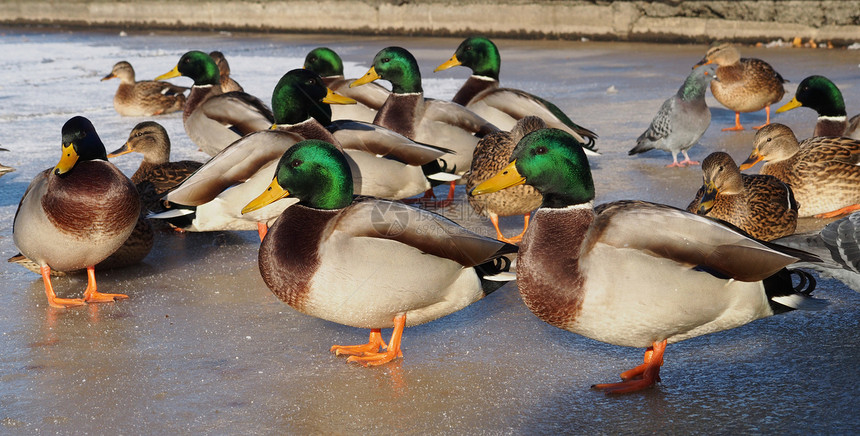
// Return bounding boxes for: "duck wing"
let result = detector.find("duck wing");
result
[592,200,812,281]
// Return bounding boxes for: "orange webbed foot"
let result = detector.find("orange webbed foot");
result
[331,329,388,357]
[340,315,406,367]
[81,266,129,304]
[592,340,667,395]
[41,265,85,308]
[722,112,745,131]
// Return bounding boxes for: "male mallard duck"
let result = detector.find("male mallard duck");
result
[156,51,274,156]
[101,61,188,117]
[686,151,798,241]
[775,211,860,291]
[13,116,140,308]
[351,46,500,205]
[155,69,450,235]
[242,139,516,366]
[208,51,244,93]
[435,36,598,153]
[472,128,824,393]
[694,43,786,131]
[629,63,717,167]
[739,123,860,218]
[107,121,202,213]
[303,47,390,123]
[776,75,860,139]
[466,116,544,243]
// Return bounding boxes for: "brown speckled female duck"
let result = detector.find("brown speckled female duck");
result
[466,116,544,243]
[13,116,140,308]
[108,121,202,212]
[695,43,786,131]
[687,152,798,241]
[740,123,860,218]
[209,51,244,93]
[101,61,187,117]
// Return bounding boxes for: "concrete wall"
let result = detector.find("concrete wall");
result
[0,0,858,44]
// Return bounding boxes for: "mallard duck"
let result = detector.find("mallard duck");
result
[471,128,824,393]
[156,51,274,156]
[351,46,500,205]
[739,123,860,218]
[629,63,717,167]
[435,37,598,153]
[466,116,544,243]
[242,139,516,366]
[155,69,450,235]
[107,121,202,213]
[776,211,860,291]
[776,75,860,139]
[303,47,390,123]
[208,51,244,93]
[694,43,786,131]
[686,152,798,241]
[12,116,140,308]
[101,61,188,117]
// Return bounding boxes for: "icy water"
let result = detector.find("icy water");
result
[1,27,859,434]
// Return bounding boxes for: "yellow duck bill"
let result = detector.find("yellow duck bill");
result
[54,143,79,175]
[242,177,291,214]
[470,160,526,196]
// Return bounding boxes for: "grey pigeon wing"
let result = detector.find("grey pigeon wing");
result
[631,97,675,154]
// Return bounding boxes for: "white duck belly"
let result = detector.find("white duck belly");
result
[302,234,484,329]
[571,244,774,348]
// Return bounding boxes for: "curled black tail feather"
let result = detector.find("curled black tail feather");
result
[790,269,816,296]
[764,268,818,314]
[475,255,513,296]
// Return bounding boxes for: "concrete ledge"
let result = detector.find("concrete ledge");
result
[0,1,858,44]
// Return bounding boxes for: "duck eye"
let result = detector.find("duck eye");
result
[291,159,302,168]
[767,137,772,142]
[535,146,548,155]
[381,58,390,63]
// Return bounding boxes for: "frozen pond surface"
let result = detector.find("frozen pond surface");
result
[1,27,859,434]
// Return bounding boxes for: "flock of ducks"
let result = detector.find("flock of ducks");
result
[8,37,860,395]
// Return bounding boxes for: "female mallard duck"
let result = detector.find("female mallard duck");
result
[776,75,860,139]
[101,61,188,117]
[13,116,140,308]
[686,151,798,241]
[208,51,244,93]
[466,116,544,243]
[242,139,516,366]
[155,69,450,235]
[435,36,598,153]
[629,63,717,167]
[303,47,390,123]
[351,46,500,205]
[156,51,274,156]
[107,121,203,213]
[739,123,860,218]
[472,128,824,393]
[694,43,786,131]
